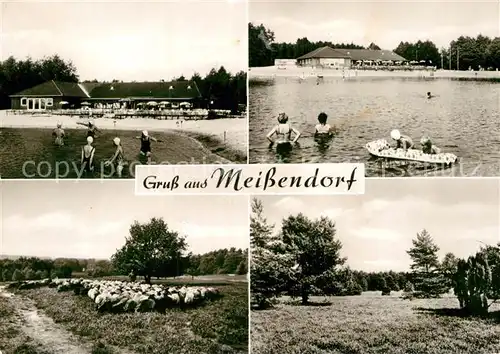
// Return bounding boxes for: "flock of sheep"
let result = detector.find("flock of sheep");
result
[10,278,221,313]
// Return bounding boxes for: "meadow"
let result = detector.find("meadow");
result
[251,292,500,354]
[0,275,248,354]
[0,127,246,178]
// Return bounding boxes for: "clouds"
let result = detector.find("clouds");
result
[2,182,249,259]
[251,1,500,49]
[1,1,247,81]
[179,222,249,254]
[2,212,128,259]
[259,179,499,272]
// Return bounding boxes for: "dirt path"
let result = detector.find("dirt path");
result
[0,285,92,353]
[0,286,136,354]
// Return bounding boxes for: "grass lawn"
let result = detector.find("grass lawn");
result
[0,128,244,179]
[251,293,500,354]
[9,281,247,354]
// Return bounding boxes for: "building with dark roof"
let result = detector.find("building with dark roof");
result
[296,46,407,68]
[10,80,202,111]
[9,80,89,110]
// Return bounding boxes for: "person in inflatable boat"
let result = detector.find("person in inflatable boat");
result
[420,136,441,154]
[390,129,414,151]
[266,112,301,147]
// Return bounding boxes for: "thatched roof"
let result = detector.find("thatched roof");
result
[297,46,407,61]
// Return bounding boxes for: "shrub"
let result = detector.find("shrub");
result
[381,286,391,296]
[24,268,37,280]
[12,269,25,281]
[2,269,12,282]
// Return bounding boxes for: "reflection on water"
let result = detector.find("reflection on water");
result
[249,77,500,176]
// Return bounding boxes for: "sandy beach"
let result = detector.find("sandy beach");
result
[249,66,500,80]
[0,111,248,156]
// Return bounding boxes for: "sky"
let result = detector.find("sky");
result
[0,0,247,81]
[257,178,500,272]
[0,181,249,260]
[250,0,500,50]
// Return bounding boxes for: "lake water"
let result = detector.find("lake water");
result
[249,77,500,177]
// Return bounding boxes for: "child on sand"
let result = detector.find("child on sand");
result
[420,136,440,154]
[314,112,337,135]
[52,122,65,146]
[81,136,96,174]
[266,112,301,147]
[104,137,125,177]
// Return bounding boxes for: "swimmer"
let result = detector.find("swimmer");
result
[135,130,161,165]
[52,122,65,146]
[77,120,100,139]
[427,92,433,99]
[390,129,414,151]
[314,112,337,135]
[104,137,125,177]
[81,136,96,174]
[266,112,301,147]
[420,136,440,154]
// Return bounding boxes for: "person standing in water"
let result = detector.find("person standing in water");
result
[77,120,100,139]
[135,130,160,165]
[390,129,414,151]
[52,122,65,146]
[104,137,125,177]
[314,112,337,135]
[81,136,96,174]
[266,112,301,148]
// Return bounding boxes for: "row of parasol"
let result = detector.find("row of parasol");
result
[59,101,192,107]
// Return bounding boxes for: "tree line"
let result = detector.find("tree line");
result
[250,198,500,317]
[249,22,500,70]
[0,55,247,112]
[0,218,247,283]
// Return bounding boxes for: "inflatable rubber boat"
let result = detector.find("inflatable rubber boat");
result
[365,139,458,165]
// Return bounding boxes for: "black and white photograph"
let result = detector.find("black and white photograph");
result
[0,0,248,179]
[248,1,500,177]
[250,178,500,354]
[0,181,249,354]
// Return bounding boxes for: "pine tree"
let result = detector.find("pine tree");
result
[406,229,448,298]
[250,198,293,309]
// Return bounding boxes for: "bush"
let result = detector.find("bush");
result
[12,269,25,281]
[207,110,217,120]
[403,281,415,292]
[381,286,391,296]
[2,269,12,282]
[24,268,38,280]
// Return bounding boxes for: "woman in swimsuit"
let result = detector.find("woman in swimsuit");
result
[52,123,65,146]
[81,136,96,174]
[266,112,301,148]
[135,130,160,165]
[104,137,125,177]
[314,112,337,135]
